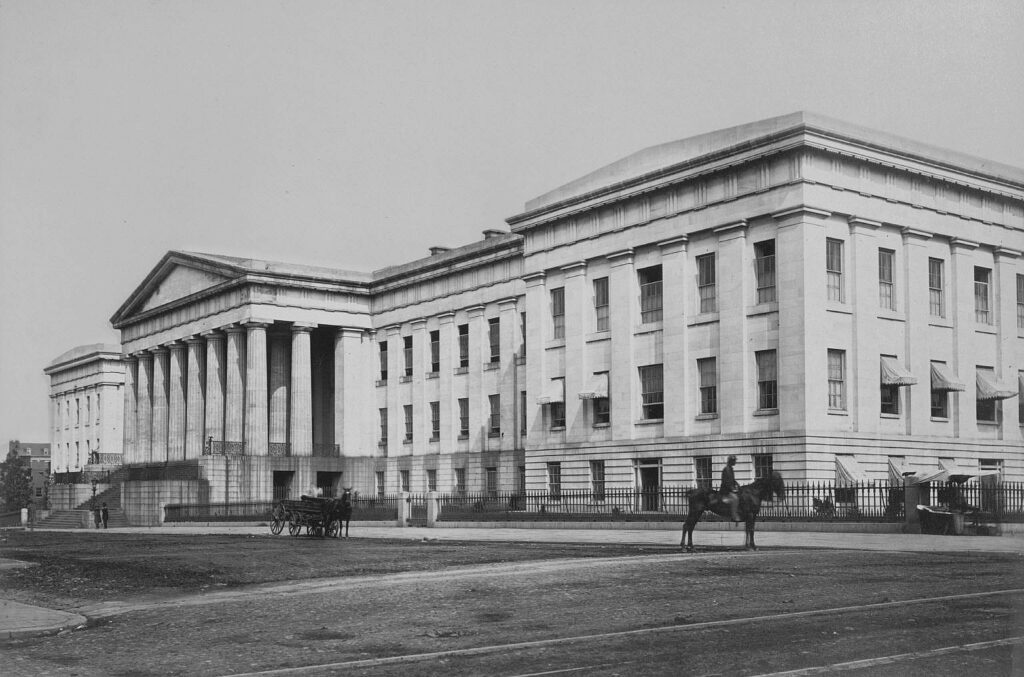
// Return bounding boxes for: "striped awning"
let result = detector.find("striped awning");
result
[911,465,949,484]
[880,356,917,387]
[976,370,1018,401]
[835,455,872,486]
[536,379,565,405]
[930,363,965,392]
[887,457,911,486]
[579,372,609,400]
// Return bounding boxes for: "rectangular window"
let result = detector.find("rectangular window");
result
[551,288,565,339]
[458,324,469,368]
[76,398,80,426]
[454,467,466,496]
[519,312,526,358]
[638,265,663,323]
[929,258,945,318]
[400,470,410,493]
[826,239,844,302]
[754,454,774,480]
[695,456,713,489]
[426,468,437,492]
[697,357,717,415]
[375,471,385,497]
[593,372,610,426]
[754,240,776,303]
[593,277,609,331]
[485,467,498,497]
[878,249,895,310]
[86,396,91,424]
[590,460,606,501]
[1019,371,1023,425]
[379,342,388,381]
[488,394,501,435]
[458,398,469,437]
[547,462,562,500]
[930,362,949,419]
[550,378,566,429]
[756,350,778,411]
[1017,275,1024,329]
[488,318,500,363]
[975,267,992,324]
[430,401,440,440]
[827,349,846,410]
[697,253,717,313]
[880,356,901,415]
[976,366,997,422]
[430,330,440,372]
[639,364,664,420]
[520,390,527,435]
[378,408,388,444]
[403,405,413,442]
[403,336,413,377]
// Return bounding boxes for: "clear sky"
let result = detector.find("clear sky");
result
[1,0,1022,442]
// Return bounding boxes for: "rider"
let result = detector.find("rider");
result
[719,455,741,524]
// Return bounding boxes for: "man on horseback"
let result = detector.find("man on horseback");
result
[720,455,741,524]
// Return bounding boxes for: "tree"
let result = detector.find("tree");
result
[0,445,32,511]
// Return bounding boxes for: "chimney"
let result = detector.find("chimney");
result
[429,246,451,256]
[482,229,505,240]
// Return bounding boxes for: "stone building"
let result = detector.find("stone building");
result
[8,441,51,507]
[111,112,1024,523]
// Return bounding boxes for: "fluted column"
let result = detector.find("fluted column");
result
[224,324,246,445]
[335,327,366,457]
[122,356,138,463]
[203,331,226,446]
[244,321,269,456]
[151,347,169,463]
[185,337,206,458]
[167,342,187,461]
[290,323,315,456]
[136,352,153,463]
[268,328,290,453]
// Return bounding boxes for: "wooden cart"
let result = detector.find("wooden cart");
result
[270,496,343,538]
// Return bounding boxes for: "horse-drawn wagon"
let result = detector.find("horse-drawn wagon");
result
[269,492,352,538]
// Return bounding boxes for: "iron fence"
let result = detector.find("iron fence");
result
[164,494,401,523]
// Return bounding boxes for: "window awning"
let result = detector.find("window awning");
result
[930,363,965,392]
[835,455,872,486]
[976,370,1018,401]
[880,356,917,386]
[911,465,948,484]
[887,457,912,486]
[536,379,565,405]
[578,373,609,400]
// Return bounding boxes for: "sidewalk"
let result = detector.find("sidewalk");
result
[3,524,1023,639]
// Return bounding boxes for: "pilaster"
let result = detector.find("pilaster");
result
[410,319,427,454]
[136,352,153,463]
[184,337,206,459]
[244,321,270,456]
[902,228,932,436]
[951,238,979,437]
[498,298,519,450]
[847,217,882,433]
[289,323,315,457]
[122,356,137,464]
[715,221,750,433]
[607,250,635,439]
[523,272,547,442]
[438,313,456,448]
[467,306,486,449]
[224,324,246,445]
[335,327,367,456]
[659,236,688,438]
[268,328,290,450]
[561,262,588,442]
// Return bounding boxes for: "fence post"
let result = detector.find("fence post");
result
[397,492,410,527]
[903,482,921,532]
[426,491,439,527]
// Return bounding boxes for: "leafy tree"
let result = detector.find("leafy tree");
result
[1,444,32,511]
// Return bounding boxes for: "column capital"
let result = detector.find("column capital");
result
[123,353,138,363]
[848,216,882,233]
[772,206,831,228]
[135,350,153,361]
[438,312,456,325]
[523,271,546,287]
[223,323,247,335]
[383,324,401,337]
[335,327,365,340]
[560,261,587,277]
[657,236,688,255]
[184,335,205,346]
[291,322,316,334]
[994,247,1021,261]
[200,328,224,340]
[497,297,519,311]
[410,318,427,330]
[242,319,272,330]
[606,249,634,267]
[150,345,168,356]
[165,340,186,351]
[901,227,932,243]
[950,238,979,252]
[466,305,486,318]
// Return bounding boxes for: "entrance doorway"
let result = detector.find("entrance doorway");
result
[635,459,661,511]
[272,472,294,501]
[317,472,342,498]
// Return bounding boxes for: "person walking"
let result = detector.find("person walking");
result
[101,502,109,529]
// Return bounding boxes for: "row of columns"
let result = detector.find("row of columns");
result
[122,321,332,464]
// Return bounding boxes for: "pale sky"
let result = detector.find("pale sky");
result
[1,0,1023,442]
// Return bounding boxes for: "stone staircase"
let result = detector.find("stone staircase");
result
[36,482,129,529]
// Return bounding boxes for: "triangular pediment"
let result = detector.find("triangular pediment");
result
[138,264,231,313]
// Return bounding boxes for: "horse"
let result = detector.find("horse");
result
[333,489,353,538]
[680,471,786,551]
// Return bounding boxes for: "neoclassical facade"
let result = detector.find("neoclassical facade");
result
[112,112,1024,523]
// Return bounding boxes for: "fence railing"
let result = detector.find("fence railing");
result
[161,481,1024,524]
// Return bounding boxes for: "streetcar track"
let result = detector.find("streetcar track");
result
[218,588,1024,677]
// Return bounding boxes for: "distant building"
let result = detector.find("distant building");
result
[44,344,125,472]
[8,440,51,506]
[109,112,1023,523]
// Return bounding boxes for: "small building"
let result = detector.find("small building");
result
[8,441,51,507]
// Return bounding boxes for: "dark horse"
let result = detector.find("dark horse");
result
[335,489,353,538]
[681,471,786,550]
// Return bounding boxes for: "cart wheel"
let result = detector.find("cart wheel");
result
[288,522,301,537]
[270,505,285,535]
[326,519,340,538]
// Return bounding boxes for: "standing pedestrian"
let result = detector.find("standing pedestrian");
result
[93,505,102,529]
[101,502,109,529]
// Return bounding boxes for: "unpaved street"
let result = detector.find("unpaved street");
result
[2,533,1022,676]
